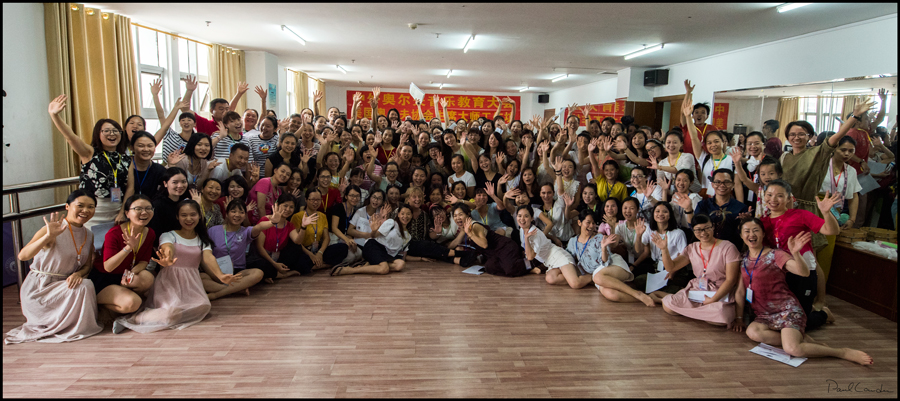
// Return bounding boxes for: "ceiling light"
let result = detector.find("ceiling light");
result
[447,69,453,78]
[281,25,306,45]
[519,87,529,92]
[822,88,872,94]
[463,35,475,53]
[624,44,664,60]
[439,83,444,89]
[551,74,569,82]
[336,65,348,74]
[776,3,812,13]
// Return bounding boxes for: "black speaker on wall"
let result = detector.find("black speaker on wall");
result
[643,69,669,86]
[538,94,549,104]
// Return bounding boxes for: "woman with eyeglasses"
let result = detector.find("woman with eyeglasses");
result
[652,214,741,326]
[6,190,103,344]
[328,185,365,266]
[628,166,663,222]
[693,169,750,250]
[91,194,157,318]
[49,95,135,228]
[290,188,349,274]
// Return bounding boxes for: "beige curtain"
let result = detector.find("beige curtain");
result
[292,70,309,114]
[209,44,246,113]
[841,95,865,124]
[774,97,799,143]
[315,79,326,116]
[44,3,140,201]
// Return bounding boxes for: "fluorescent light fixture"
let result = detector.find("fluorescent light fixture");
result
[447,69,453,78]
[822,88,872,94]
[463,35,475,53]
[624,43,664,60]
[281,25,306,45]
[439,83,444,89]
[519,87,529,92]
[776,3,811,13]
[335,65,347,74]
[551,74,569,82]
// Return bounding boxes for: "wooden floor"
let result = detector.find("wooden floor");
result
[3,261,897,398]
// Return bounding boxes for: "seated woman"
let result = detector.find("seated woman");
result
[246,193,315,282]
[332,204,411,276]
[149,168,190,245]
[290,188,349,273]
[733,218,872,365]
[633,202,692,300]
[428,204,459,247]
[614,197,651,273]
[515,206,587,287]
[328,185,365,267]
[451,204,537,277]
[248,162,293,225]
[447,154,476,199]
[206,200,266,300]
[470,183,511,236]
[597,197,621,236]
[401,188,469,267]
[652,214,740,326]
[112,199,238,334]
[6,190,103,344]
[91,195,156,317]
[190,178,225,228]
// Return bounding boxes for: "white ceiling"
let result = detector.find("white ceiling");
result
[91,3,897,93]
[715,76,897,99]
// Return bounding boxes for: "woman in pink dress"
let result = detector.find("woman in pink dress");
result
[653,214,741,326]
[112,200,238,334]
[6,190,103,344]
[732,218,873,365]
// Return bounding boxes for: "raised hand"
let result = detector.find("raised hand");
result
[150,78,163,96]
[391,120,400,129]
[122,223,143,251]
[372,87,381,99]
[648,155,659,170]
[600,136,613,152]
[644,181,657,199]
[166,149,186,166]
[462,217,474,236]
[217,120,227,135]
[379,204,393,219]
[877,88,888,101]
[588,138,598,153]
[635,218,647,237]
[277,118,290,132]
[250,167,260,183]
[43,212,67,239]
[48,94,68,115]
[440,97,449,108]
[603,213,617,228]
[787,232,812,254]
[445,193,460,204]
[207,159,222,171]
[552,155,563,171]
[236,81,249,95]
[353,91,363,104]
[504,188,522,200]
[300,149,313,163]
[816,191,843,215]
[183,74,198,91]
[580,104,591,118]
[301,211,318,228]
[649,231,668,250]
[339,177,349,193]
[497,173,509,186]
[562,193,574,207]
[189,188,203,203]
[659,176,671,191]
[672,192,692,212]
[730,146,743,163]
[151,247,178,268]
[254,85,267,100]
[601,233,619,248]
[684,79,695,94]
[485,182,496,198]
[681,93,694,117]
[852,99,876,116]
[313,90,324,103]
[373,130,383,146]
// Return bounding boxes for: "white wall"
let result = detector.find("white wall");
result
[277,65,287,118]
[245,50,283,115]
[540,77,619,118]
[325,86,538,123]
[2,3,56,240]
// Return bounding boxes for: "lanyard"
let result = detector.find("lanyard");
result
[189,158,199,186]
[742,249,763,290]
[67,222,87,266]
[345,204,353,232]
[273,220,284,253]
[669,152,682,167]
[829,162,848,199]
[102,151,119,186]
[324,190,331,210]
[223,225,233,253]
[575,238,590,261]
[605,181,613,199]
[133,158,149,194]
[563,178,575,194]
[698,240,717,278]
[126,222,145,267]
[478,206,489,225]
[544,205,553,220]
[631,190,646,209]
[711,154,726,172]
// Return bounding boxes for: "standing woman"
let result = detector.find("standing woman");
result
[148,168,190,244]
[130,132,166,199]
[653,214,741,325]
[190,178,225,228]
[205,200,266,300]
[329,185,365,266]
[263,132,301,178]
[169,133,216,190]
[452,204,537,277]
[6,190,103,344]
[112,199,238,334]
[49,95,134,228]
[732,218,873,365]
[332,204,411,276]
[91,195,157,317]
[248,162,292,225]
[290,189,349,273]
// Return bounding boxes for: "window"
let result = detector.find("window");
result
[308,77,317,113]
[798,96,846,133]
[287,90,295,117]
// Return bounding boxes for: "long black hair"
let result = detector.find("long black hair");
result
[648,201,678,232]
[175,199,212,247]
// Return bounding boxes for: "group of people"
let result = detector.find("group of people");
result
[10,77,893,366]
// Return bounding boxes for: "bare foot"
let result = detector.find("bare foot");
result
[530,267,541,274]
[841,348,874,365]
[647,292,664,304]
[822,306,835,324]
[264,278,274,284]
[276,270,300,279]
[634,292,656,307]
[244,288,250,296]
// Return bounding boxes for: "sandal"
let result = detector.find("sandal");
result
[330,265,343,276]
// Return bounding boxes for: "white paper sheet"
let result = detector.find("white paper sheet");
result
[409,83,425,103]
[867,161,890,175]
[749,343,807,367]
[462,265,485,275]
[688,290,732,303]
[645,270,668,293]
[856,173,881,195]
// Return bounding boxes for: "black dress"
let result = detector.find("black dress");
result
[468,223,528,277]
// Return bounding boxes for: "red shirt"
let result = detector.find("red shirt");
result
[94,224,156,275]
[258,216,296,253]
[193,114,220,136]
[760,208,824,256]
[320,188,343,213]
[845,128,871,174]
[376,146,396,166]
[679,123,719,155]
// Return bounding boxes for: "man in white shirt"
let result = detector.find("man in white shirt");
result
[210,143,259,187]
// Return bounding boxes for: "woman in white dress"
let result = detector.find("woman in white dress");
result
[516,206,589,289]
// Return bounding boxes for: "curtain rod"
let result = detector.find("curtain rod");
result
[131,22,212,48]
[286,68,323,83]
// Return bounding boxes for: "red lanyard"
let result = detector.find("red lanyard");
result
[698,240,717,278]
[67,222,87,266]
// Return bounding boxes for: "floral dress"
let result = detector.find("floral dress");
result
[740,249,806,333]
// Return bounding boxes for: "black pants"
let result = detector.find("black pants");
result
[293,243,349,273]
[362,239,402,265]
[785,269,827,331]
[246,241,312,279]
[407,240,453,262]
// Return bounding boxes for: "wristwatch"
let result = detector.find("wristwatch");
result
[849,114,859,120]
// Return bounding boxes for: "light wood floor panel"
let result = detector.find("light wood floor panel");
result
[3,261,897,398]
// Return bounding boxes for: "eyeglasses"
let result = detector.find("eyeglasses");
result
[130,207,154,213]
[631,175,645,180]
[693,226,713,233]
[101,129,121,135]
[712,181,734,186]
[787,133,808,139]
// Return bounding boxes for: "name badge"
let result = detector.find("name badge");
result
[111,187,123,203]
[698,277,708,291]
[745,288,754,303]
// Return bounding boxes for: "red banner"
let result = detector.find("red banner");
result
[346,91,520,122]
[712,103,729,131]
[563,98,627,124]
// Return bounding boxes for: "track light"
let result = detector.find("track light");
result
[281,25,306,45]
[551,74,568,82]
[776,3,812,13]
[463,35,475,53]
[624,44,664,60]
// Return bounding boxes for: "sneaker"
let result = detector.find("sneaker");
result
[112,320,126,335]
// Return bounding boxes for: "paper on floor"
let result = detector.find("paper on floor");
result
[750,343,806,367]
[462,265,485,275]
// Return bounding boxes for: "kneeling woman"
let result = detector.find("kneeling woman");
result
[91,195,156,316]
[332,204,412,275]
[206,200,266,300]
[6,190,103,344]
[733,218,872,365]
[653,214,741,326]
[452,203,536,277]
[567,210,654,307]
[113,200,238,334]
[516,206,588,287]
